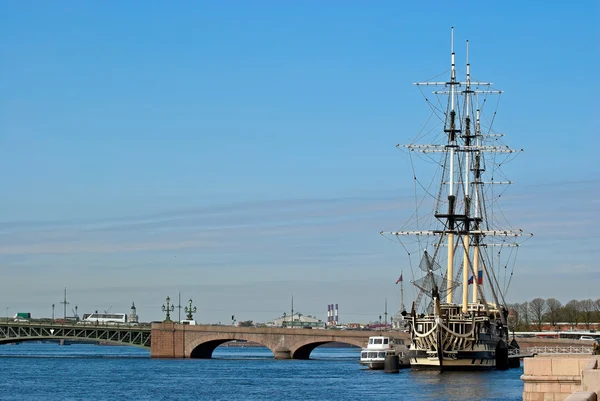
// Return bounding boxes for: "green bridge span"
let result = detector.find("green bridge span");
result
[0,321,151,348]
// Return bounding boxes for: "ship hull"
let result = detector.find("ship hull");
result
[409,349,496,371]
[408,308,507,371]
[359,360,386,370]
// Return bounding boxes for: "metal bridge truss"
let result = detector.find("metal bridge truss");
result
[0,323,151,348]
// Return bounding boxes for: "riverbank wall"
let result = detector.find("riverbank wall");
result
[522,355,600,401]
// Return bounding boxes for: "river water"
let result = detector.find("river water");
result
[0,343,523,400]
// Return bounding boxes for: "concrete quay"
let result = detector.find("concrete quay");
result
[522,355,600,401]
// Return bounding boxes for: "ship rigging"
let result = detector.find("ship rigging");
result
[381,28,533,370]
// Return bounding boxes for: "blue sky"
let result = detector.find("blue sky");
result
[0,1,598,323]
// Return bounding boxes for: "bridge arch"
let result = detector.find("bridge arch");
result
[186,334,274,359]
[291,338,364,360]
[186,334,365,360]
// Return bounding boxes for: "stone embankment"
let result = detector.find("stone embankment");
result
[522,355,600,401]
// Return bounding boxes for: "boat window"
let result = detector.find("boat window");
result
[369,339,373,344]
[383,338,388,344]
[361,352,367,358]
[374,338,383,344]
[378,352,386,358]
[368,352,377,358]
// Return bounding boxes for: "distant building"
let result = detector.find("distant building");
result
[129,302,139,323]
[271,313,325,329]
[326,304,339,326]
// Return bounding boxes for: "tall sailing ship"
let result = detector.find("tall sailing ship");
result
[382,28,532,370]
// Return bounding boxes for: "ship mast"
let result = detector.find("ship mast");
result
[381,27,530,316]
[445,27,458,305]
[472,107,482,304]
[460,40,470,313]
[400,273,405,312]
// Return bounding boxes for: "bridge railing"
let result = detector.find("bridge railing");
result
[509,346,593,356]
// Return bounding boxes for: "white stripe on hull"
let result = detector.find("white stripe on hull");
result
[410,356,495,370]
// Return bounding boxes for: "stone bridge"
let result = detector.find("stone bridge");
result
[150,322,402,359]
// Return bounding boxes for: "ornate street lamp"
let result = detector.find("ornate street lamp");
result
[162,296,175,322]
[185,298,197,321]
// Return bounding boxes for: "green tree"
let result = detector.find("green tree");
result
[580,299,594,330]
[507,303,521,332]
[545,298,562,327]
[564,300,581,330]
[530,298,546,332]
[518,302,530,331]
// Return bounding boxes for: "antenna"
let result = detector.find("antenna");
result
[176,292,183,323]
[60,287,69,319]
[384,298,388,328]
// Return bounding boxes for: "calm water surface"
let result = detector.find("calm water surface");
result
[0,343,523,400]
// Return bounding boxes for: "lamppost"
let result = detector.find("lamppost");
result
[379,315,382,332]
[283,312,286,328]
[390,317,394,331]
[52,304,55,320]
[162,296,175,322]
[185,299,197,321]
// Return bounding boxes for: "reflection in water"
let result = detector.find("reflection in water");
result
[408,369,522,401]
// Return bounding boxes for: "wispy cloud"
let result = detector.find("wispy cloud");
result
[0,192,412,255]
[0,181,597,322]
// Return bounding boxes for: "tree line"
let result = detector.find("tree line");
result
[507,298,600,332]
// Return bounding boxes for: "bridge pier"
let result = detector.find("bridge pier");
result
[274,348,291,360]
[151,322,185,358]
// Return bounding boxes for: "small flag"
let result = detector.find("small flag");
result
[468,271,483,285]
[395,273,403,284]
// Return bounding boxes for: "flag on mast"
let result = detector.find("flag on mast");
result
[468,270,483,285]
[395,273,403,284]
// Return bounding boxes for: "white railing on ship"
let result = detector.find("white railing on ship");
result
[509,346,593,356]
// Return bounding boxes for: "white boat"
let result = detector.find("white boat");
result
[359,336,409,370]
[381,28,531,371]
